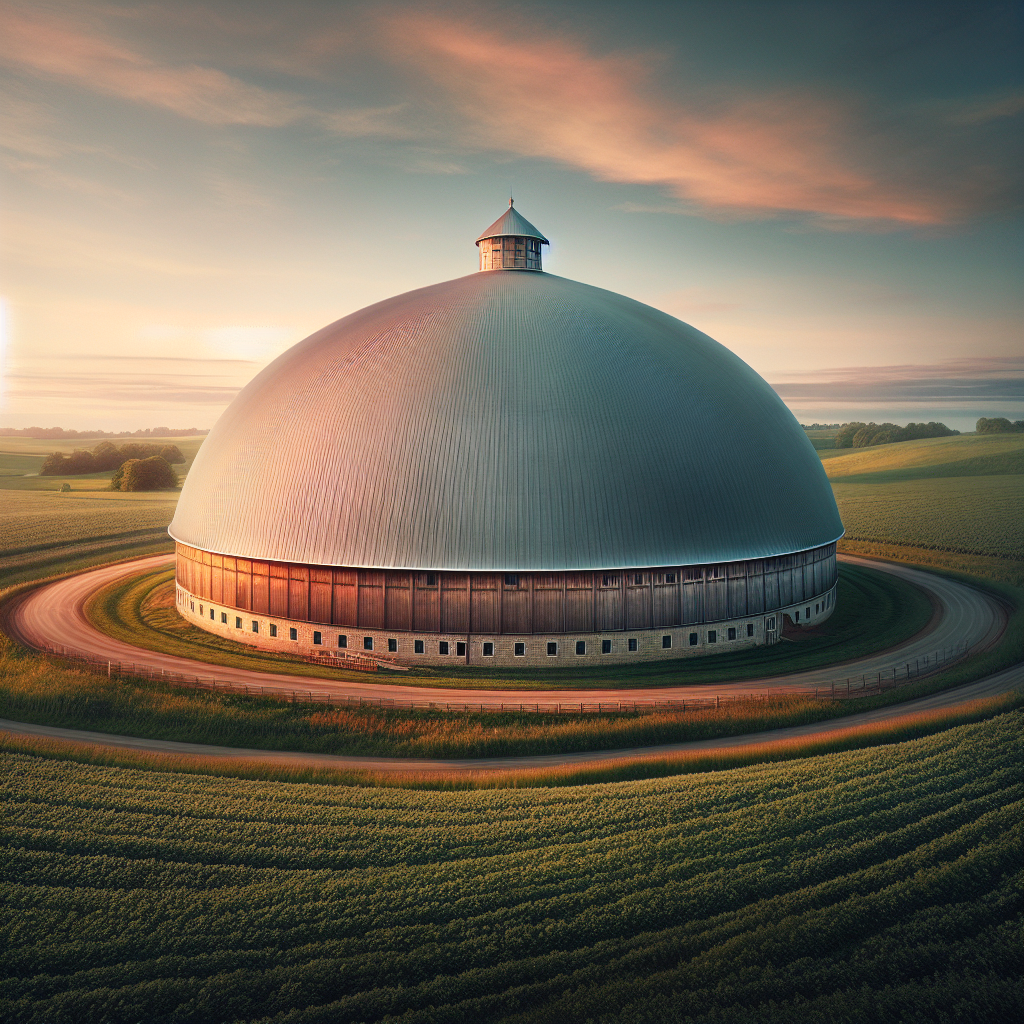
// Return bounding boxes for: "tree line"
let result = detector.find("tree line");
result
[834,421,959,448]
[41,441,184,491]
[976,416,1024,434]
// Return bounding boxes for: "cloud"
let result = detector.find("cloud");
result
[7,376,241,405]
[202,325,294,360]
[770,357,1024,402]
[383,12,949,226]
[0,4,406,136]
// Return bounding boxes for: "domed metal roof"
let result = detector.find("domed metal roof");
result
[170,270,843,570]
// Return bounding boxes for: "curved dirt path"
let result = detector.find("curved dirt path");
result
[1,664,1019,773]
[5,554,1007,707]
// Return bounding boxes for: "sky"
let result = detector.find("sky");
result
[1,0,1022,432]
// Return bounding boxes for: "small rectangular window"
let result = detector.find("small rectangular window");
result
[628,638,638,652]
[414,639,424,654]
[482,641,494,656]
[270,623,277,637]
[504,573,519,587]
[815,603,819,614]
[388,638,397,652]
[708,630,717,643]
[514,642,526,656]
[747,623,754,637]
[689,632,698,646]
[633,574,643,585]
[662,635,672,649]
[337,634,347,648]
[602,574,618,587]
[602,639,612,654]
[439,641,450,655]
[313,631,322,645]
[456,641,466,656]
[235,616,242,629]
[426,573,436,586]
[221,612,227,624]
[547,641,558,656]
[728,627,736,641]
[795,611,800,622]
[575,640,586,655]
[289,627,297,640]
[252,620,259,633]
[199,605,203,616]
[806,607,811,619]
[210,608,215,620]
[363,636,373,650]
[665,572,677,584]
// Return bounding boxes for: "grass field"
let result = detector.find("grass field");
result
[802,428,837,450]
[2,622,975,761]
[821,431,1024,479]
[834,475,1022,559]
[0,490,176,590]
[0,436,200,587]
[825,433,1024,588]
[0,709,1019,1023]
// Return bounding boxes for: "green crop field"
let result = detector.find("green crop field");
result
[0,491,178,557]
[834,474,1023,560]
[822,432,1024,587]
[1,711,1020,1024]
[0,491,177,589]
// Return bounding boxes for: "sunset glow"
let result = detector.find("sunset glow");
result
[1,0,1021,431]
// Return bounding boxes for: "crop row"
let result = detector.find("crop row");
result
[1,712,1021,1023]
[833,475,1023,559]
[0,490,176,556]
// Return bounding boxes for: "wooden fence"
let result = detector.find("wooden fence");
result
[35,640,972,715]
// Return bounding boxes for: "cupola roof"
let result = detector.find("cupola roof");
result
[475,200,549,245]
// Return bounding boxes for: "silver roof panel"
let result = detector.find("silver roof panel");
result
[170,271,843,570]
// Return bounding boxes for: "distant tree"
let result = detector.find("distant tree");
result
[116,456,178,491]
[91,441,123,471]
[834,422,867,448]
[836,420,959,449]
[158,444,185,464]
[59,482,71,492]
[39,453,67,476]
[977,417,1024,434]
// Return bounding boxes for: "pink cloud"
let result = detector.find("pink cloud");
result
[0,6,405,135]
[0,6,305,126]
[384,13,949,225]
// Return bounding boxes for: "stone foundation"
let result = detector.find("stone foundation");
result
[175,583,837,668]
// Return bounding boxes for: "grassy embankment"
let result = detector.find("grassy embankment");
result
[84,559,933,689]
[0,434,204,588]
[1,709,1020,1023]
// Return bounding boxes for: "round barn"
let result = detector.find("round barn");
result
[170,203,844,666]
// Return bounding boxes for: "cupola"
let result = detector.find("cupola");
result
[475,199,549,271]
